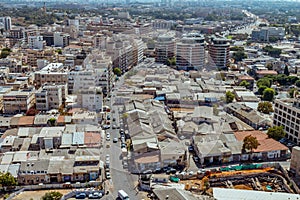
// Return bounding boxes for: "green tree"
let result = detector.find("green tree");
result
[113,67,122,76]
[257,78,271,88]
[289,88,298,98]
[48,118,56,126]
[167,57,176,66]
[239,80,250,89]
[284,65,290,76]
[225,91,235,103]
[0,48,11,59]
[262,88,275,101]
[267,126,286,141]
[0,172,17,188]
[266,63,273,70]
[41,191,63,200]
[257,101,274,114]
[232,50,247,62]
[230,46,244,51]
[242,135,260,154]
[258,85,268,95]
[295,80,300,88]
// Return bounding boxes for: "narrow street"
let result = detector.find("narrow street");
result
[101,72,143,200]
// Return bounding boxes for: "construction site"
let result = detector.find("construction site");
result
[142,163,300,198]
[177,164,299,196]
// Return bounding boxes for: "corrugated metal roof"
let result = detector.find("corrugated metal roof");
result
[62,133,73,145]
[72,132,84,145]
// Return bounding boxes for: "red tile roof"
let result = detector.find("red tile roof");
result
[57,115,65,124]
[234,131,288,152]
[238,75,254,81]
[18,116,35,126]
[84,132,101,146]
[256,70,278,75]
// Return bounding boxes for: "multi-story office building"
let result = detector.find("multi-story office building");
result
[252,27,285,42]
[34,63,68,88]
[208,37,230,69]
[2,87,35,114]
[35,83,67,111]
[176,34,205,71]
[273,98,300,144]
[155,35,176,64]
[0,17,11,31]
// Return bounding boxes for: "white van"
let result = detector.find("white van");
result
[118,190,129,200]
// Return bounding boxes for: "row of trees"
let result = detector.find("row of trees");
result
[262,45,282,58]
[256,78,275,101]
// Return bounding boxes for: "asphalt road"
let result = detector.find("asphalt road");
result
[100,72,143,200]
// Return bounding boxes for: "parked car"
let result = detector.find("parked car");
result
[106,172,111,179]
[121,143,126,149]
[75,192,86,199]
[88,192,103,199]
[166,167,176,174]
[142,169,153,174]
[106,133,110,141]
[193,156,199,163]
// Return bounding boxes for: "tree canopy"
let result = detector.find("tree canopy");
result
[284,65,290,76]
[257,78,271,88]
[242,135,260,153]
[41,191,63,200]
[267,126,286,141]
[257,101,274,114]
[295,80,300,88]
[262,88,275,101]
[225,91,235,103]
[239,80,250,89]
[262,45,282,58]
[232,50,247,62]
[0,172,17,188]
[113,67,122,76]
[0,48,11,59]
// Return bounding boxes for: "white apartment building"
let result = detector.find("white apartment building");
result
[35,83,68,111]
[77,87,103,112]
[2,87,35,114]
[0,17,11,31]
[84,51,113,95]
[176,34,205,71]
[68,70,96,94]
[273,98,300,145]
[28,36,45,50]
[54,32,70,48]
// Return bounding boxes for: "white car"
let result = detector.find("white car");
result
[106,133,110,141]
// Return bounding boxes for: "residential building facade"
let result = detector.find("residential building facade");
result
[273,98,300,145]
